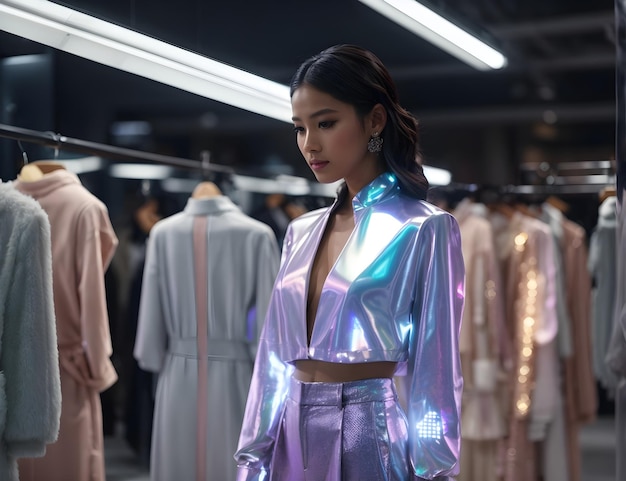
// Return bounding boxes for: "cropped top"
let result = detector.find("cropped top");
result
[235,172,465,480]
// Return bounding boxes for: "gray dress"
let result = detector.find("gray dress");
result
[134,195,280,481]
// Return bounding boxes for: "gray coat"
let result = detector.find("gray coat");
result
[134,195,280,481]
[0,183,61,481]
[590,196,618,388]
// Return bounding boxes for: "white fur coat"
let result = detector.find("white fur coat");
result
[0,183,61,481]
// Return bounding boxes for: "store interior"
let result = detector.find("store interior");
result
[0,1,621,480]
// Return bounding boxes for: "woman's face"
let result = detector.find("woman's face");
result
[291,84,383,191]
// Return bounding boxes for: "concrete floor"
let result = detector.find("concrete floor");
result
[580,416,616,481]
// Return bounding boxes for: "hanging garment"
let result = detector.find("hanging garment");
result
[606,194,626,481]
[453,199,507,481]
[0,183,61,481]
[538,203,573,361]
[606,196,626,377]
[15,169,118,481]
[554,208,597,481]
[134,195,280,481]
[589,196,618,391]
[560,216,597,423]
[540,202,584,481]
[489,210,564,481]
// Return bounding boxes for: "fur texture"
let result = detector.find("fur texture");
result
[0,183,61,481]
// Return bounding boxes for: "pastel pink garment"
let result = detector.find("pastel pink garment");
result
[561,216,597,481]
[453,199,508,481]
[15,168,118,481]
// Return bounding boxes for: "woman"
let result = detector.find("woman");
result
[235,44,465,481]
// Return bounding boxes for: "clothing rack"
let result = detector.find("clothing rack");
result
[0,122,232,174]
[515,159,616,195]
[437,161,616,197]
[0,122,342,198]
[435,182,613,199]
[7,122,611,199]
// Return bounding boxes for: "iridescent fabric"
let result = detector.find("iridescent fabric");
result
[235,172,465,481]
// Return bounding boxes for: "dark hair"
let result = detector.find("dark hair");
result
[290,44,429,200]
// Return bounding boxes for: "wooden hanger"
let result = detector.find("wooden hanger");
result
[31,160,66,174]
[17,160,66,183]
[515,202,540,219]
[18,164,44,182]
[191,181,222,199]
[545,195,570,214]
[599,185,617,203]
[488,201,516,219]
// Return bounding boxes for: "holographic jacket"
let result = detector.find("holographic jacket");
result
[235,172,465,480]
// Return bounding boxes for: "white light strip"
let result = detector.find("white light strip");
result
[112,166,448,193]
[109,163,174,180]
[160,177,201,193]
[359,0,507,70]
[0,0,292,122]
[423,165,451,186]
[59,156,104,174]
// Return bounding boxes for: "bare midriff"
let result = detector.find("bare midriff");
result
[294,359,398,382]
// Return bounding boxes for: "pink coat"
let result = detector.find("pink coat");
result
[15,168,118,481]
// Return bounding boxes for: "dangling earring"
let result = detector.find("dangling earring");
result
[367,132,383,153]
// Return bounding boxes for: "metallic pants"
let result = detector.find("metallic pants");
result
[270,377,411,481]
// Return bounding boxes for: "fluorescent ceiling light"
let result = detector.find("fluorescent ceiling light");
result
[160,177,202,194]
[109,163,174,180]
[423,165,451,186]
[234,175,307,195]
[0,0,292,122]
[359,0,507,70]
[59,156,104,174]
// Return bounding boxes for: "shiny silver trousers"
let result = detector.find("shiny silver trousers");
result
[270,377,411,481]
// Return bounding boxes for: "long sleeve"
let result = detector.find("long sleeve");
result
[405,212,464,480]
[134,228,168,372]
[72,203,118,392]
[235,224,295,481]
[2,205,61,457]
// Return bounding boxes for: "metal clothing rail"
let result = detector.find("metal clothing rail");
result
[441,180,615,197]
[0,122,343,197]
[0,122,233,173]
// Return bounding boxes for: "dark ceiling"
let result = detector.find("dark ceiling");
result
[0,0,618,185]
